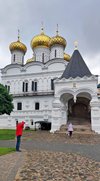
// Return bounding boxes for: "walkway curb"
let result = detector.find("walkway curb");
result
[14,150,27,181]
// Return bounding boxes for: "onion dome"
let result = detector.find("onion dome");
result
[64,53,70,62]
[49,24,66,48]
[9,30,27,54]
[31,27,51,49]
[49,35,66,48]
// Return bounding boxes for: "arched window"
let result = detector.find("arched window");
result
[5,84,10,92]
[22,55,24,64]
[17,102,22,110]
[42,53,44,63]
[13,54,16,62]
[51,79,54,90]
[32,81,37,91]
[55,50,57,58]
[35,102,39,110]
[22,81,28,92]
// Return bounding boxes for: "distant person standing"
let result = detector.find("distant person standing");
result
[16,121,25,152]
[68,122,73,137]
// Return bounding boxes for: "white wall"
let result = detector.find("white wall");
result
[50,45,64,59]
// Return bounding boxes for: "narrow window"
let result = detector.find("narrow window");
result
[35,102,39,110]
[8,86,10,92]
[13,54,16,62]
[42,53,44,63]
[26,82,28,92]
[23,82,25,92]
[55,50,57,58]
[32,81,37,91]
[22,56,24,65]
[22,82,28,92]
[5,85,7,89]
[17,102,22,110]
[51,79,54,90]
[32,81,34,91]
[5,85,10,92]
[35,82,37,91]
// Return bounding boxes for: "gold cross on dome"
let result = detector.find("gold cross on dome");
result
[41,21,44,34]
[18,29,20,41]
[56,24,59,35]
[74,41,78,49]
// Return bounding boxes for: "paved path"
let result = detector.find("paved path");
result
[0,139,100,162]
[0,132,100,180]
[0,151,25,181]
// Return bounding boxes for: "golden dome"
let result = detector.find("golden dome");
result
[49,35,66,48]
[26,56,35,64]
[31,32,51,49]
[64,53,70,62]
[9,40,27,54]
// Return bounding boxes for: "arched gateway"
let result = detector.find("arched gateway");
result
[50,49,100,133]
[60,90,92,126]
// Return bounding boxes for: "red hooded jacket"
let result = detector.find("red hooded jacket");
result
[16,121,25,136]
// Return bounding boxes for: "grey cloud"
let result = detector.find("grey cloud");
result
[0,0,100,75]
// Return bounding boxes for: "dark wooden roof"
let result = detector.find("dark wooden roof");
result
[61,49,92,79]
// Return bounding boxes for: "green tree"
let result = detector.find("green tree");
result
[0,83,14,115]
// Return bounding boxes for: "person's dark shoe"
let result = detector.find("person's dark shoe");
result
[16,150,21,152]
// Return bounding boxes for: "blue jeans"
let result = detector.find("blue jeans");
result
[16,135,21,151]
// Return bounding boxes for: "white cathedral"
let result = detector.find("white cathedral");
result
[0,27,100,134]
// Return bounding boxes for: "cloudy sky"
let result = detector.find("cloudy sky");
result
[0,0,100,76]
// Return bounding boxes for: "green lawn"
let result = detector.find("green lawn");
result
[0,147,16,156]
[0,129,15,140]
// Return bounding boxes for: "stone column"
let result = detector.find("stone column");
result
[60,103,68,125]
[50,98,62,133]
[90,96,100,134]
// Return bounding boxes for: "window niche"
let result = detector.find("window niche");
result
[5,85,10,92]
[32,81,37,92]
[55,49,57,58]
[42,53,44,63]
[35,102,39,110]
[13,54,16,62]
[17,102,22,110]
[51,79,54,90]
[23,81,28,92]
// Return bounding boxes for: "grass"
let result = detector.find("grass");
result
[0,147,16,156]
[0,129,15,140]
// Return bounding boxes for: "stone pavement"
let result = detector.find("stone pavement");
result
[15,150,100,181]
[0,151,26,181]
[0,131,100,181]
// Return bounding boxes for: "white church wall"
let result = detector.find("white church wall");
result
[34,47,50,63]
[48,62,66,72]
[90,100,100,134]
[54,76,98,96]
[11,50,24,64]
[1,67,64,95]
[4,67,21,75]
[25,64,43,73]
[0,95,54,129]
[50,45,64,59]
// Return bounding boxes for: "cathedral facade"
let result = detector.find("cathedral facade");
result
[0,28,100,134]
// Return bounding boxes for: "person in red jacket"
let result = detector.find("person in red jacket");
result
[16,121,25,152]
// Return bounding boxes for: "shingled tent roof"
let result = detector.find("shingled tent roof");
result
[61,49,92,79]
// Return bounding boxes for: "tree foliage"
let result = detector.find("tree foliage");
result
[0,83,14,115]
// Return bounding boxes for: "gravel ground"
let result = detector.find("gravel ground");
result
[0,131,100,181]
[15,150,100,181]
[14,131,100,181]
